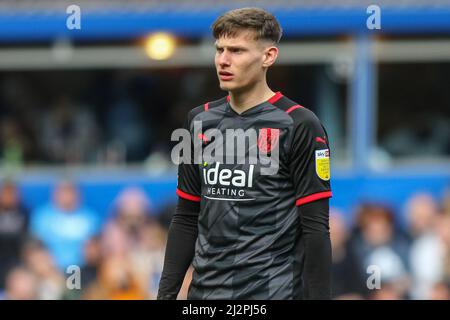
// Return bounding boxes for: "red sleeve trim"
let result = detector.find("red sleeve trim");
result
[286,104,304,114]
[176,188,201,202]
[204,102,209,112]
[296,191,332,206]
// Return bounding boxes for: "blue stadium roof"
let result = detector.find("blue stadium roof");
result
[1,0,450,42]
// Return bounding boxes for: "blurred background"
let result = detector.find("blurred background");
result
[0,0,449,300]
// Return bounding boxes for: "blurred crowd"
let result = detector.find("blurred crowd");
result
[0,178,192,300]
[330,192,450,300]
[0,178,449,300]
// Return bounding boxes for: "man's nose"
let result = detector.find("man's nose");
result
[218,51,231,67]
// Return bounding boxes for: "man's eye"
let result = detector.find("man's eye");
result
[232,49,242,53]
[216,48,224,53]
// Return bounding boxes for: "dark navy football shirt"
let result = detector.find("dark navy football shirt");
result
[176,92,332,299]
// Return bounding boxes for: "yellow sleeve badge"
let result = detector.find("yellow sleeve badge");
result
[315,149,330,181]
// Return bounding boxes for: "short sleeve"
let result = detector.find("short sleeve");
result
[289,112,332,206]
[176,114,201,202]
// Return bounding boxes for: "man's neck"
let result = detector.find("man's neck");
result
[229,83,275,115]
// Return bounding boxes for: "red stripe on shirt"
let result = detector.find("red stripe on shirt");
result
[176,189,201,202]
[286,104,304,114]
[296,191,332,206]
[268,91,283,104]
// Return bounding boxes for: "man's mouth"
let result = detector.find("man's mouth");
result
[219,71,234,81]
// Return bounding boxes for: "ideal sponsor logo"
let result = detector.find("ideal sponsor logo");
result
[203,162,254,188]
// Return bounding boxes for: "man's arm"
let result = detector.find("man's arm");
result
[157,198,200,300]
[297,198,331,300]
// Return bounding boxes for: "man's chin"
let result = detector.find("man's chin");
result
[219,82,237,92]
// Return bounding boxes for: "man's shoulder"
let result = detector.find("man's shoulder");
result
[273,94,323,129]
[187,96,228,121]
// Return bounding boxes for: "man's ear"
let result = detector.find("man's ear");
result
[262,46,279,68]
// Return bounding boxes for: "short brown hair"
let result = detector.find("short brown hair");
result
[212,7,282,44]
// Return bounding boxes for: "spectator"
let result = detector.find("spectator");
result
[434,214,450,284]
[429,281,450,300]
[0,118,28,168]
[349,203,410,299]
[30,180,101,270]
[329,210,366,299]
[103,187,152,250]
[82,255,146,300]
[21,239,65,300]
[80,235,102,293]
[0,180,29,290]
[131,220,167,299]
[101,187,162,298]
[406,193,442,299]
[1,266,38,300]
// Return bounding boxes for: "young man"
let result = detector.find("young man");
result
[158,7,332,300]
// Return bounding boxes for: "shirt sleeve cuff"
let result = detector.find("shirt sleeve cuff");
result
[176,188,201,202]
[295,191,332,206]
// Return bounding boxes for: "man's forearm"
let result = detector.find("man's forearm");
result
[298,199,332,300]
[303,232,332,299]
[157,198,199,300]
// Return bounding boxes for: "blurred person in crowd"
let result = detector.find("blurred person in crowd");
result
[82,255,146,300]
[407,193,440,237]
[350,203,410,299]
[434,213,450,284]
[21,239,65,300]
[39,95,99,164]
[30,179,101,270]
[429,281,450,300]
[101,220,129,261]
[369,282,404,300]
[131,220,167,299]
[443,189,450,216]
[102,187,161,298]
[0,117,29,167]
[406,193,442,299]
[0,75,39,164]
[109,187,150,245]
[80,235,102,292]
[0,180,29,290]
[0,266,38,300]
[64,234,102,300]
[329,210,366,299]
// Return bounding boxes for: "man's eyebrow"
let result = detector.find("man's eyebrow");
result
[214,44,246,50]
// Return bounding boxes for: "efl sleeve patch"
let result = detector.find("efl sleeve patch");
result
[315,149,330,181]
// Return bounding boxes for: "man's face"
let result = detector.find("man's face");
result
[214,30,274,92]
[54,182,79,212]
